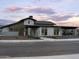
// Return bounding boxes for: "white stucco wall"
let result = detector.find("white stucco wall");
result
[38,27,54,37]
[59,28,62,36]
[38,27,62,37]
[47,27,62,36]
[47,27,54,36]
[24,19,34,25]
[75,29,78,36]
[2,27,9,32]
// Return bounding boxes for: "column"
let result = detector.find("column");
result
[24,28,26,36]
[59,28,62,36]
[38,27,42,36]
[75,29,78,36]
[28,28,31,36]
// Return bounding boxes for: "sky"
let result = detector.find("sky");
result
[0,0,79,26]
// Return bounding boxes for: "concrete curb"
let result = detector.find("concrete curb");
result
[0,38,79,43]
[0,54,79,59]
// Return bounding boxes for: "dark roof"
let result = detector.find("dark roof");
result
[0,16,37,28]
[35,21,56,26]
[0,22,18,29]
[0,16,56,28]
[53,25,77,28]
[1,15,78,29]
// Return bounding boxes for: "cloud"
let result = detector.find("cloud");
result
[33,13,74,21]
[27,7,55,14]
[3,5,79,26]
[3,6,56,15]
[58,0,78,3]
[50,15,73,21]
[4,6,22,13]
[33,14,50,21]
[59,16,79,22]
[51,0,62,2]
[3,5,75,22]
[3,5,75,21]
[32,14,79,27]
[3,15,26,21]
[57,16,79,27]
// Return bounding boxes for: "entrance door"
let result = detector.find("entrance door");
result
[25,27,38,37]
[30,28,36,37]
[24,27,28,36]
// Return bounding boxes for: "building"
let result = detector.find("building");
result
[0,16,78,39]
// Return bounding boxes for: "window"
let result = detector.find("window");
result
[54,27,59,35]
[42,27,47,35]
[63,29,74,35]
[28,20,30,24]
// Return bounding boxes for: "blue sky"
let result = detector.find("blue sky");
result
[0,0,79,26]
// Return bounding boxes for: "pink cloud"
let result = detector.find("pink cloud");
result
[3,6,56,15]
[4,6,22,12]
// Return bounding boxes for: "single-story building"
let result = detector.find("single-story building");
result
[0,16,79,39]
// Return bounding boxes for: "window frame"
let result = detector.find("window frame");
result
[54,27,59,35]
[42,27,47,36]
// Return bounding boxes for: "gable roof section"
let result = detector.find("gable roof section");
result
[19,16,36,22]
[0,16,56,28]
[0,16,37,29]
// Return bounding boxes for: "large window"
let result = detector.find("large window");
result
[62,29,75,35]
[42,27,47,35]
[54,27,59,35]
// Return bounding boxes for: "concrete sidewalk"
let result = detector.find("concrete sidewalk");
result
[0,54,79,59]
[0,38,79,43]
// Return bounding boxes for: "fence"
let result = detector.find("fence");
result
[0,32,19,36]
